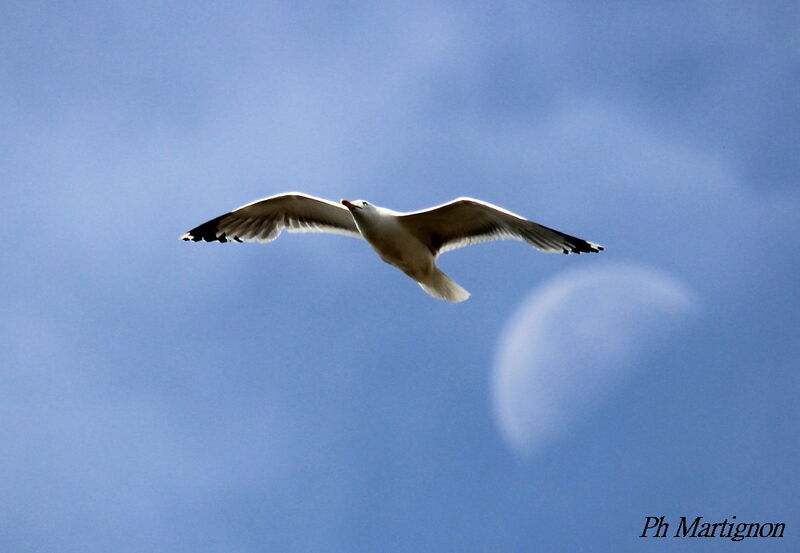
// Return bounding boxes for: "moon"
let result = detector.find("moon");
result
[491,264,696,457]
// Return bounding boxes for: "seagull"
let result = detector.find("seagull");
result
[181,192,603,302]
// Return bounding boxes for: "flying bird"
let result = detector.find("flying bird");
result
[181,193,603,302]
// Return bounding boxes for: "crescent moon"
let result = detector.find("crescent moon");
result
[491,264,696,457]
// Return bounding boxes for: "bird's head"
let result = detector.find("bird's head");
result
[341,199,376,214]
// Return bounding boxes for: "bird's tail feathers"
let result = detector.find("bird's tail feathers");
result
[417,269,470,303]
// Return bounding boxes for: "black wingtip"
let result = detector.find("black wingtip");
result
[565,241,604,254]
[181,214,233,243]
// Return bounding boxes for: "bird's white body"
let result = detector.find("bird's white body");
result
[348,204,469,302]
[351,205,432,275]
[181,192,603,302]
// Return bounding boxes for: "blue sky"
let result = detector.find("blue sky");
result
[1,1,798,551]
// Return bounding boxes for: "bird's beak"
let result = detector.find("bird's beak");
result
[341,199,358,210]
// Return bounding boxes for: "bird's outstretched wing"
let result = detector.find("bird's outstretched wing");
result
[398,197,603,256]
[180,192,362,243]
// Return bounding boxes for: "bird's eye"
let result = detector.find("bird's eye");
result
[362,201,369,206]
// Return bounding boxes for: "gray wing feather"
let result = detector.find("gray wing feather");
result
[398,198,603,256]
[180,192,362,243]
